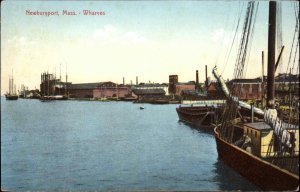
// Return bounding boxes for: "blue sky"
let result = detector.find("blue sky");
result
[1,0,299,93]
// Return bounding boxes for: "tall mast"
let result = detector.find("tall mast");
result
[12,70,14,94]
[47,72,50,96]
[55,65,57,95]
[9,74,11,95]
[65,64,67,95]
[59,63,61,95]
[261,51,265,108]
[43,73,46,96]
[266,1,276,109]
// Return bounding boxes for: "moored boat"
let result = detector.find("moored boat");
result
[213,1,299,190]
[214,121,299,191]
[5,71,18,100]
[176,105,223,129]
[5,94,18,100]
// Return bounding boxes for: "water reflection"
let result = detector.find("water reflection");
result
[178,119,260,191]
[178,120,215,135]
[213,160,261,191]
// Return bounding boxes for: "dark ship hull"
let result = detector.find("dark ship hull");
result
[214,126,299,191]
[5,95,18,100]
[176,106,222,129]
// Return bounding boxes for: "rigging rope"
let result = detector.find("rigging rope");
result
[285,3,299,75]
[214,1,299,171]
[214,2,232,67]
[217,1,258,142]
[243,2,259,78]
[233,1,257,80]
[221,2,245,75]
[276,2,283,73]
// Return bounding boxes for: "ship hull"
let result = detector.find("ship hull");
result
[5,95,18,100]
[214,127,299,191]
[176,106,221,129]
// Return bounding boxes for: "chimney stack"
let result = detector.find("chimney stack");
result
[196,70,199,91]
[123,77,125,85]
[205,65,208,87]
[136,76,138,85]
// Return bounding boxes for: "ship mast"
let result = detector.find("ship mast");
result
[10,70,13,95]
[261,51,264,108]
[47,71,50,96]
[266,1,276,109]
[11,76,13,94]
[9,73,11,95]
[59,63,61,95]
[65,64,67,96]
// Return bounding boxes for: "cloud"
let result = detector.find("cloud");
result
[93,25,117,40]
[92,25,147,45]
[122,32,147,44]
[5,36,36,49]
[211,28,225,42]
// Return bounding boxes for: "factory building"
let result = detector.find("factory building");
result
[67,82,131,99]
[40,72,70,96]
[168,75,178,95]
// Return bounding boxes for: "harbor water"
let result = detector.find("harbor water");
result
[1,97,259,191]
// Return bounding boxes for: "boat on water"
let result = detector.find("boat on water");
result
[214,121,299,190]
[176,102,264,131]
[176,105,223,129]
[40,95,68,101]
[213,1,299,190]
[5,94,18,100]
[5,71,18,100]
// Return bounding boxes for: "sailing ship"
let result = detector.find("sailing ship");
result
[5,72,18,100]
[213,1,299,190]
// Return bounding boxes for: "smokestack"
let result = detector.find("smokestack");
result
[205,65,208,87]
[136,76,138,85]
[196,70,199,91]
[123,77,125,85]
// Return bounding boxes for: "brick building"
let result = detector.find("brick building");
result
[228,78,263,101]
[169,75,178,95]
[131,83,168,101]
[67,82,131,99]
[227,73,299,102]
[175,82,195,96]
